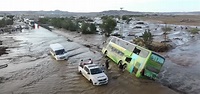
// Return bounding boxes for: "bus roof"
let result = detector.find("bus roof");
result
[110,36,150,51]
[110,36,164,58]
[50,43,64,51]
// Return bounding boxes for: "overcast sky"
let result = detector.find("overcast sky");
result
[0,0,200,12]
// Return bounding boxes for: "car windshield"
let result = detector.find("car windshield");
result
[90,68,103,75]
[55,49,65,55]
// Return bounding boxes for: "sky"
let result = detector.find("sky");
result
[0,0,200,12]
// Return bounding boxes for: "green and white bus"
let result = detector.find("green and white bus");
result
[102,36,165,79]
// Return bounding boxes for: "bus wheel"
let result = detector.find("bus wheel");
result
[118,60,122,68]
[104,51,108,57]
[123,64,127,70]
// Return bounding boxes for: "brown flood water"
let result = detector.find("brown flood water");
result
[0,27,178,94]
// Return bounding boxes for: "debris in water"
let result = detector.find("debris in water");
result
[0,64,8,69]
[0,47,8,56]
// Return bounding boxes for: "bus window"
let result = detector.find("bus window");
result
[151,53,165,64]
[133,47,141,55]
[139,49,149,58]
[108,45,113,51]
[127,43,135,52]
[111,37,117,43]
[125,57,132,63]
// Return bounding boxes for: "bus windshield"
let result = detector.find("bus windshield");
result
[55,49,65,55]
[90,68,103,75]
[150,53,165,64]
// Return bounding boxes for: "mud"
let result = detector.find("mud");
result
[0,27,177,94]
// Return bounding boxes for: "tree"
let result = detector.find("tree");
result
[89,23,96,32]
[122,15,129,20]
[6,15,14,20]
[100,17,117,37]
[38,18,49,24]
[0,19,6,27]
[162,24,172,42]
[50,18,63,28]
[80,22,89,34]
[80,22,96,34]
[0,18,13,28]
[142,29,153,48]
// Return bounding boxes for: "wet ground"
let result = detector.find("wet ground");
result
[0,26,177,94]
[52,24,200,94]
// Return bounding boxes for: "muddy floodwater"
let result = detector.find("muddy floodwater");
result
[0,27,179,94]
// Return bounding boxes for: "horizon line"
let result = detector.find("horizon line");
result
[0,9,200,13]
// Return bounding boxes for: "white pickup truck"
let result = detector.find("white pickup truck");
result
[78,62,108,85]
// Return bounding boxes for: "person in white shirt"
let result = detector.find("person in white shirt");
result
[88,59,93,64]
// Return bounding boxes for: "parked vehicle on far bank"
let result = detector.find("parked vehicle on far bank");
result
[78,61,108,85]
[49,43,67,60]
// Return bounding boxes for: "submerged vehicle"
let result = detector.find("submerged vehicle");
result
[49,43,67,60]
[78,61,108,85]
[102,36,165,79]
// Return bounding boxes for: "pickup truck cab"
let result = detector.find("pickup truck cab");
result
[78,63,108,85]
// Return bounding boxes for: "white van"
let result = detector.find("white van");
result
[49,43,67,60]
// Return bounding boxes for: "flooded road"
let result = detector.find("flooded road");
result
[53,26,200,94]
[158,36,200,94]
[0,27,177,94]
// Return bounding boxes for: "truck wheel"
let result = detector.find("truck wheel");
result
[90,79,93,84]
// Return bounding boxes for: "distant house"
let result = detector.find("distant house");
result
[39,16,45,18]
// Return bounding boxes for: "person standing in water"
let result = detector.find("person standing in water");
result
[105,59,110,69]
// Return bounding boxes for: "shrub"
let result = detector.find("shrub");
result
[142,30,153,48]
[188,28,200,34]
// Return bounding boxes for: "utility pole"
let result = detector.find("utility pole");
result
[120,7,124,38]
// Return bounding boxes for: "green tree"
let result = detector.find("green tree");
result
[162,24,172,42]
[6,15,14,20]
[142,29,153,48]
[122,15,129,20]
[38,18,49,24]
[50,18,63,28]
[89,23,96,32]
[80,22,96,34]
[0,18,13,27]
[81,22,89,34]
[0,19,6,27]
[100,17,117,37]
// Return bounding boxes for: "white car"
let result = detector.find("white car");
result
[49,43,67,60]
[78,63,108,85]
